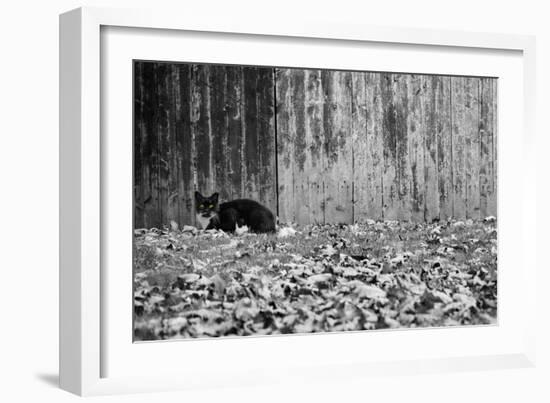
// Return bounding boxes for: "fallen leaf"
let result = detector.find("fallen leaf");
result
[278,226,298,238]
[355,284,387,300]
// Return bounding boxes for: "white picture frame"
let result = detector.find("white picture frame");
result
[59,6,537,396]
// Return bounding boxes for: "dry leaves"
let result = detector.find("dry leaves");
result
[133,219,497,340]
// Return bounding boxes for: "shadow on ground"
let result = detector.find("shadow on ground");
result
[35,373,58,388]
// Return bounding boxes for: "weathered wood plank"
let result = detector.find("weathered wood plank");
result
[275,68,295,224]
[352,71,385,222]
[451,76,480,220]
[364,72,385,221]
[175,64,193,227]
[145,63,161,228]
[491,80,498,216]
[133,61,144,228]
[466,78,481,219]
[381,73,410,221]
[243,67,260,201]
[226,67,243,201]
[407,74,425,221]
[137,62,155,228]
[191,65,213,197]
[422,76,438,221]
[153,63,175,226]
[424,76,452,221]
[479,77,497,217]
[289,69,309,226]
[435,76,453,220]
[208,66,228,203]
[257,68,277,214]
[351,72,368,222]
[451,77,467,220]
[380,73,397,221]
[304,69,325,224]
[165,65,179,225]
[395,75,411,221]
[322,70,353,224]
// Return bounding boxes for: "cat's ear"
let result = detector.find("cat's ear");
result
[195,191,203,201]
[211,192,219,203]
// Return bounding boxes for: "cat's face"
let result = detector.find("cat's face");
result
[195,191,219,218]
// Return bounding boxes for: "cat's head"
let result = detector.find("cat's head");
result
[194,191,219,218]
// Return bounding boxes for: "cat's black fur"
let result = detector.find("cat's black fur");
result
[195,191,276,233]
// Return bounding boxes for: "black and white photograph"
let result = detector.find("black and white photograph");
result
[133,61,498,341]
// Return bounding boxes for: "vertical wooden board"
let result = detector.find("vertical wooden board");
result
[422,76,439,221]
[208,66,230,203]
[288,69,310,226]
[491,80,498,217]
[176,64,194,226]
[191,65,213,196]
[394,75,411,221]
[275,68,295,224]
[436,76,453,220]
[133,61,144,228]
[479,77,497,217]
[256,68,277,214]
[451,76,480,220]
[322,70,353,224]
[451,77,467,220]
[465,78,481,219]
[380,73,398,220]
[364,72,384,221]
[159,63,178,225]
[225,67,243,201]
[242,67,260,201]
[304,69,325,224]
[351,72,368,222]
[407,75,425,222]
[171,65,183,226]
[137,62,156,228]
[143,63,161,228]
[381,74,410,221]
[154,64,171,227]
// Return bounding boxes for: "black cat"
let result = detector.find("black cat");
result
[195,191,276,233]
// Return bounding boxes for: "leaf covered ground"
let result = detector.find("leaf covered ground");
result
[133,219,497,341]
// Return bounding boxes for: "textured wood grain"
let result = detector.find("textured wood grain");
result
[351,72,367,222]
[422,76,439,221]
[435,76,453,220]
[479,77,497,217]
[135,63,497,228]
[304,69,325,224]
[243,67,260,201]
[322,70,353,224]
[133,61,144,227]
[291,69,308,225]
[365,73,385,220]
[175,64,193,226]
[275,68,296,224]
[134,62,276,228]
[257,68,277,214]
[451,77,480,220]
[407,74,425,221]
[209,66,228,202]
[451,77,466,219]
[381,73,411,221]
[491,80,498,216]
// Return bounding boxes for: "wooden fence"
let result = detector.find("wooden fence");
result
[134,62,276,228]
[134,62,497,228]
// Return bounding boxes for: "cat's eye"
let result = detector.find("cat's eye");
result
[209,204,213,208]
[199,204,204,208]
